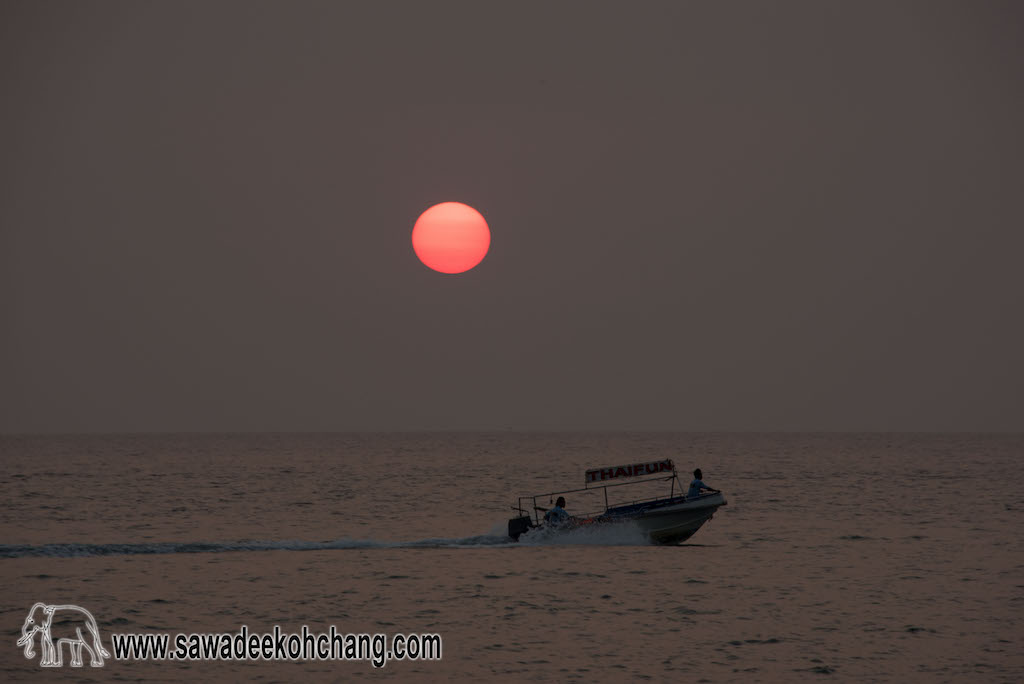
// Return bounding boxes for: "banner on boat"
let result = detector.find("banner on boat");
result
[585,459,674,485]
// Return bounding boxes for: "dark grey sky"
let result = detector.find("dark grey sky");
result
[2,1,1022,432]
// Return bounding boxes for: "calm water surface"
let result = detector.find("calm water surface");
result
[1,433,1021,681]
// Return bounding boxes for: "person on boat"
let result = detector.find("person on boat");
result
[687,469,720,498]
[543,496,570,527]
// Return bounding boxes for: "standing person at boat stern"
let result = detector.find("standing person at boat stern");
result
[687,469,720,498]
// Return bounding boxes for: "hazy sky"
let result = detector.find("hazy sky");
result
[2,1,1022,432]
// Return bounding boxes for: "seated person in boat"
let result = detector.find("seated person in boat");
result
[543,496,571,526]
[687,469,720,498]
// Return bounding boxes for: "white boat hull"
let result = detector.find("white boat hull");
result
[511,492,727,545]
[628,493,727,544]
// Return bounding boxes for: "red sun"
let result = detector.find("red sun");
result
[411,202,490,274]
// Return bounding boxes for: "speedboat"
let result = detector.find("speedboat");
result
[508,459,727,544]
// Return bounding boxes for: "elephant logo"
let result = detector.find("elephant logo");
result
[16,603,110,667]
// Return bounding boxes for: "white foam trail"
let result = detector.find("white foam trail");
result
[486,519,512,537]
[0,535,516,558]
[0,520,658,558]
[518,520,654,546]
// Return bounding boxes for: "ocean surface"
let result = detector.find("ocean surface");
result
[1,433,1021,682]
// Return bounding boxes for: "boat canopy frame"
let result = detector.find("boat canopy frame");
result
[512,469,687,526]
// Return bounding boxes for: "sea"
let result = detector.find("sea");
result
[1,433,1021,682]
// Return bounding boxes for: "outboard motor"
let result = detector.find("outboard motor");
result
[508,515,532,541]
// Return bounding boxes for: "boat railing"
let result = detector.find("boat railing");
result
[512,473,683,526]
[606,489,723,512]
[606,491,687,509]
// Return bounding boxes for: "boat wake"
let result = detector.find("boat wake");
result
[518,520,654,546]
[0,535,515,558]
[1,522,657,558]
